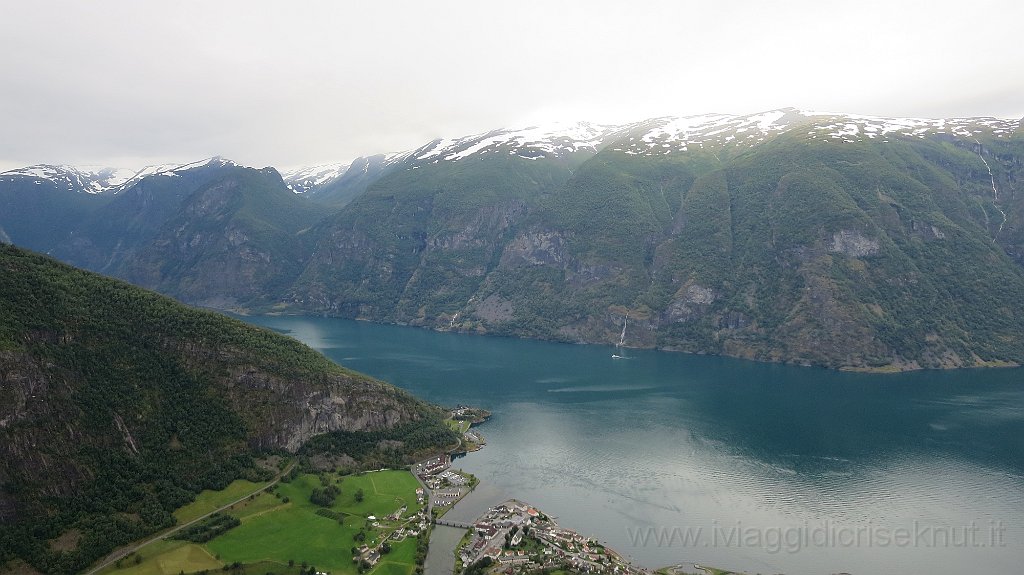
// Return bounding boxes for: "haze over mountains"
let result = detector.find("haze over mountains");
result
[3,108,1024,371]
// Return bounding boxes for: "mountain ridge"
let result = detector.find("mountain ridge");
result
[3,108,1024,371]
[8,109,1020,196]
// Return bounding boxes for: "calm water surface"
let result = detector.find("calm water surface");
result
[243,315,1024,575]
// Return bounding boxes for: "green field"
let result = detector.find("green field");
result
[173,479,264,524]
[208,471,422,572]
[103,470,423,575]
[99,540,220,575]
[444,419,471,434]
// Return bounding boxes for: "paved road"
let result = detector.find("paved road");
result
[82,463,295,575]
[413,469,433,516]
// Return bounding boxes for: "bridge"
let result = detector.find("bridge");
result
[435,518,473,529]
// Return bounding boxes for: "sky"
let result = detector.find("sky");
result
[2,0,1022,172]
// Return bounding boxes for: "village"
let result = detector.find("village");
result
[412,454,477,512]
[354,429,482,570]
[456,500,650,575]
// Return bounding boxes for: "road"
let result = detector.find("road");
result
[81,462,295,575]
[413,469,434,516]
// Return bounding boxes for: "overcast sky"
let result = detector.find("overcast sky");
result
[2,0,1022,172]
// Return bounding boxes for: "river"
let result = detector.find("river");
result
[241,315,1024,575]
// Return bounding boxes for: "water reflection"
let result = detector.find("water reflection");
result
[242,315,1024,575]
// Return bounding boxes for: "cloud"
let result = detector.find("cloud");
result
[2,0,1022,171]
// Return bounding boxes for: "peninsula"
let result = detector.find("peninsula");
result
[456,500,648,575]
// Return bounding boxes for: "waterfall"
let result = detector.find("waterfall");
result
[973,139,1006,241]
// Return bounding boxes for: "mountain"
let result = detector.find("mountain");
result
[0,167,112,252]
[287,110,1024,370]
[281,161,350,194]
[0,164,148,195]
[282,152,411,207]
[0,158,246,255]
[43,158,328,309]
[3,109,1023,370]
[0,245,455,574]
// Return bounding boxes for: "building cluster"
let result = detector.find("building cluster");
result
[431,487,461,507]
[451,405,478,419]
[414,455,450,477]
[351,502,429,568]
[415,454,474,509]
[354,544,380,567]
[458,500,648,575]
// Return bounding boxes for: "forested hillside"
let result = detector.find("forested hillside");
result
[0,245,455,574]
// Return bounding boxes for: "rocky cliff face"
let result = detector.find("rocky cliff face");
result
[220,365,419,452]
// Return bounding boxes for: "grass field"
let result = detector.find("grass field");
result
[173,480,264,524]
[103,470,423,575]
[444,419,471,434]
[206,471,422,574]
[369,561,413,575]
[98,540,220,575]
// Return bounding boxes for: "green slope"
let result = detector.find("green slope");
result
[292,123,1024,370]
[0,245,454,574]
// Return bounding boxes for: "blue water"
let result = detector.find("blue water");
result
[242,315,1024,575]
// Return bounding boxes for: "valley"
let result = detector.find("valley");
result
[5,5,1022,575]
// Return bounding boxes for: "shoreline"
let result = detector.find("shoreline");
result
[420,412,736,575]
[231,310,1021,374]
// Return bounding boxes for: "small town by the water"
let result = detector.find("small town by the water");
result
[455,499,648,575]
[411,408,723,575]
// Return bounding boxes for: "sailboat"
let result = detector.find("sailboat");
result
[612,313,628,359]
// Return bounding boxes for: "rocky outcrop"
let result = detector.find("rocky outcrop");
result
[223,366,418,452]
[500,231,570,267]
[473,294,514,323]
[665,283,718,323]
[828,230,880,257]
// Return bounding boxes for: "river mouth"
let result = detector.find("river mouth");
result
[425,525,465,575]
[242,314,1024,575]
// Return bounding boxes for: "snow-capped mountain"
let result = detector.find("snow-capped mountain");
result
[0,157,241,195]
[408,122,632,164]
[5,109,1020,200]
[280,163,350,194]
[612,109,1021,154]
[304,109,1022,169]
[0,164,141,194]
[280,151,416,195]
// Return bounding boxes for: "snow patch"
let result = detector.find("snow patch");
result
[0,157,239,194]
